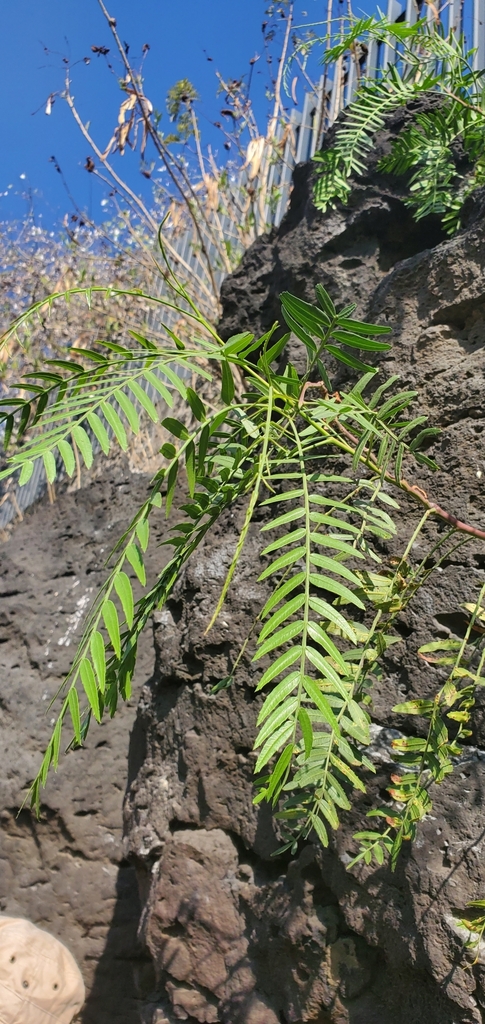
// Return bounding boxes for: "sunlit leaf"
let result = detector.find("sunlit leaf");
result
[79,658,101,722]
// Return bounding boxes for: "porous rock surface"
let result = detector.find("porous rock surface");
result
[1,135,485,1023]
[0,455,167,1024]
[126,151,485,1023]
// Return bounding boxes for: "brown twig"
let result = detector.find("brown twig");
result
[9,490,24,522]
[71,435,82,490]
[300,386,485,542]
[64,74,159,235]
[96,0,226,295]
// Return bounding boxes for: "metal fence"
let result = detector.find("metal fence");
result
[1,0,482,528]
[155,0,485,318]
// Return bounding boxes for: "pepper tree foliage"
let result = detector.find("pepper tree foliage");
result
[1,264,485,873]
[311,16,485,234]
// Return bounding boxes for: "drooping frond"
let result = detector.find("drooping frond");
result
[5,276,482,887]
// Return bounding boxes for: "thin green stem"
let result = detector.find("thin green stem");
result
[205,387,275,632]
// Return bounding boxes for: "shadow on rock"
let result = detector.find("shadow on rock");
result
[81,860,152,1024]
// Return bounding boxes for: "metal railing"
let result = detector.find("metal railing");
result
[0,0,482,528]
[156,0,484,315]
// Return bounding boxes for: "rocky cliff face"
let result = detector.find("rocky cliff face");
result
[2,143,485,1024]
[125,156,485,1024]
[0,450,167,1024]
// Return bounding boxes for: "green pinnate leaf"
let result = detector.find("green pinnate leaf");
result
[255,698,299,750]
[165,459,179,517]
[254,721,294,773]
[302,677,341,736]
[337,317,391,336]
[258,546,306,581]
[57,439,76,477]
[257,672,300,726]
[136,519,150,552]
[315,284,336,318]
[330,753,366,791]
[127,379,159,422]
[79,658,101,722]
[90,631,106,693]
[43,450,57,485]
[261,573,306,618]
[325,345,376,375]
[185,440,196,497]
[261,507,306,531]
[329,329,391,351]
[258,593,306,642]
[308,552,362,586]
[102,600,121,659]
[38,748,52,791]
[68,688,82,745]
[87,412,111,455]
[253,621,304,659]
[101,402,128,451]
[161,442,177,459]
[392,700,436,715]
[298,707,313,760]
[309,573,365,609]
[310,814,329,847]
[17,402,32,440]
[305,645,344,688]
[115,390,140,434]
[222,331,255,355]
[221,361,235,404]
[143,369,174,407]
[19,460,34,485]
[3,414,14,450]
[266,743,294,802]
[256,647,303,691]
[280,292,330,333]
[51,718,63,769]
[126,543,146,585]
[71,424,93,468]
[162,416,190,440]
[261,529,306,556]
[186,387,206,421]
[306,621,348,674]
[314,796,340,832]
[114,571,135,628]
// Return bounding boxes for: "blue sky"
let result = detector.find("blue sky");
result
[8,0,456,228]
[1,0,381,227]
[1,1,478,228]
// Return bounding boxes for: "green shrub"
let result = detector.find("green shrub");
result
[2,265,484,874]
[312,17,485,234]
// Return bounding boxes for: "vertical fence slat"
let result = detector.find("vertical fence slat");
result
[447,0,463,34]
[274,109,302,226]
[366,37,379,79]
[296,90,314,164]
[382,1,406,69]
[473,0,485,71]
[405,0,419,26]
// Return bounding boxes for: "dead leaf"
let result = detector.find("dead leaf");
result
[244,136,266,180]
[201,174,218,211]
